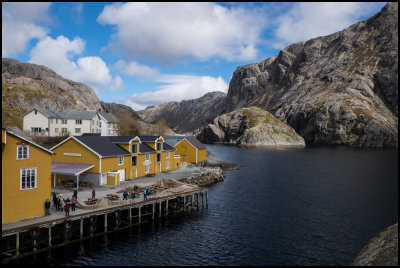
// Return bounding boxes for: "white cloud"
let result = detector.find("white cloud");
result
[111,75,124,91]
[115,60,160,79]
[123,74,228,111]
[97,2,266,63]
[2,2,51,57]
[29,35,114,93]
[273,2,385,48]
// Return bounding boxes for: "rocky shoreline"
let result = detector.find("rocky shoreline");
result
[352,223,398,266]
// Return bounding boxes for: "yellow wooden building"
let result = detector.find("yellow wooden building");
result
[50,135,180,186]
[2,127,54,224]
[174,137,207,164]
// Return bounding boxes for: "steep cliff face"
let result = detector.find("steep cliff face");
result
[138,91,227,134]
[100,101,142,121]
[197,106,305,147]
[225,3,398,147]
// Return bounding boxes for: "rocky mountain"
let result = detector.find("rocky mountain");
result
[100,101,142,121]
[2,58,171,135]
[138,91,227,134]
[197,106,305,147]
[224,3,398,147]
[2,58,102,111]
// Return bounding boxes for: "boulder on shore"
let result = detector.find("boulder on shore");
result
[197,106,305,147]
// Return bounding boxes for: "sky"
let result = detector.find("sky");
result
[2,2,387,111]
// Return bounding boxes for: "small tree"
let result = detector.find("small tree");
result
[117,112,142,136]
[155,119,170,138]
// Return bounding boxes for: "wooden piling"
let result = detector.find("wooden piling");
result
[159,202,162,218]
[48,226,52,247]
[104,213,107,232]
[16,232,19,256]
[80,218,83,238]
[138,206,141,223]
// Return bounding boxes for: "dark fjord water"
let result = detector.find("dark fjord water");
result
[10,145,398,266]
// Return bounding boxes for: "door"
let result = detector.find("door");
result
[117,169,125,182]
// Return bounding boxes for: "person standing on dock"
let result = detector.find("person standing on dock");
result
[131,191,135,201]
[45,199,51,216]
[64,201,70,216]
[123,190,128,200]
[71,196,77,211]
[92,188,96,198]
[59,194,65,212]
[143,188,147,200]
[73,188,78,199]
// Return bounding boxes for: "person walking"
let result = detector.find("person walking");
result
[71,196,77,212]
[64,201,70,216]
[45,199,51,216]
[147,187,151,197]
[143,188,147,200]
[92,188,96,198]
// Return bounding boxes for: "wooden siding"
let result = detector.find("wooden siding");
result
[2,133,52,224]
[51,138,99,173]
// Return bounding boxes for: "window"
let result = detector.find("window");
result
[132,144,137,153]
[157,153,161,162]
[50,119,53,124]
[20,168,36,190]
[145,165,149,173]
[61,128,68,134]
[145,154,150,161]
[157,143,161,150]
[166,161,170,169]
[31,127,41,133]
[76,119,82,125]
[132,156,137,166]
[166,151,170,158]
[55,128,58,133]
[62,119,67,124]
[118,156,124,165]
[75,128,81,133]
[17,145,29,160]
[56,119,58,124]
[99,121,102,127]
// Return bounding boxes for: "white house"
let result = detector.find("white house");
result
[98,111,118,136]
[22,108,115,136]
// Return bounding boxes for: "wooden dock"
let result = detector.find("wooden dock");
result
[2,188,208,262]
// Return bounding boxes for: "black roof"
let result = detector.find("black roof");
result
[138,136,162,142]
[162,142,176,151]
[74,136,131,157]
[109,136,136,143]
[139,143,156,154]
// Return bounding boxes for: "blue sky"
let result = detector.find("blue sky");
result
[2,2,387,111]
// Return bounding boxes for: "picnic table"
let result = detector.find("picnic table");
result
[63,180,75,187]
[79,181,92,187]
[84,198,98,205]
[106,194,119,201]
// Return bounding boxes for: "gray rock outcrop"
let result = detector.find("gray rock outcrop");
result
[224,3,398,147]
[2,58,102,112]
[197,106,305,147]
[352,223,398,266]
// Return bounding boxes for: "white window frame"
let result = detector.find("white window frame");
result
[17,145,29,160]
[145,165,149,173]
[166,161,170,169]
[61,128,68,133]
[118,156,124,165]
[62,119,67,124]
[166,151,170,158]
[76,119,82,125]
[132,144,137,153]
[55,128,59,133]
[145,153,150,161]
[132,156,137,166]
[20,167,37,190]
[75,128,81,133]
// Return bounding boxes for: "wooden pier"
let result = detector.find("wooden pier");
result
[2,188,208,262]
